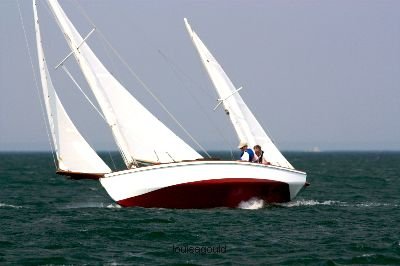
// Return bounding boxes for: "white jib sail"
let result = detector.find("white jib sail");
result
[33,0,111,174]
[47,1,202,167]
[185,18,293,169]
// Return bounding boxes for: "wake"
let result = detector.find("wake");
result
[276,199,399,208]
[63,202,121,209]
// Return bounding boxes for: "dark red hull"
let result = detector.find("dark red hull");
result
[117,178,290,208]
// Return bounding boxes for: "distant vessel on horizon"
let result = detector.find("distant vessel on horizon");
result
[310,147,321,152]
[32,0,307,208]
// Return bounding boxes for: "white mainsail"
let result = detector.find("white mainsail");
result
[33,0,111,174]
[46,1,202,167]
[184,19,293,169]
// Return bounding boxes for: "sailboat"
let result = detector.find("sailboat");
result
[33,0,307,208]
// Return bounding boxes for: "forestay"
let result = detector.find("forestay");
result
[184,19,293,169]
[47,1,202,167]
[33,0,111,174]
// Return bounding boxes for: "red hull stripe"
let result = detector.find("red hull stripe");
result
[117,178,290,209]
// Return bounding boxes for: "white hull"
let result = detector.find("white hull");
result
[100,161,306,208]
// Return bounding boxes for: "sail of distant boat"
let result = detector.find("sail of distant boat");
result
[46,0,202,168]
[184,18,293,169]
[33,0,111,175]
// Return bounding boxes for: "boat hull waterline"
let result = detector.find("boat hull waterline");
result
[100,161,306,208]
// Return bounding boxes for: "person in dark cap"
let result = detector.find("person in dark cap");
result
[254,144,270,165]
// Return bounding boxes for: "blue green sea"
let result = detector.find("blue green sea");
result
[1,151,399,265]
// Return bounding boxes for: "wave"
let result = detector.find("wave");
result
[354,202,398,207]
[238,198,264,210]
[0,203,23,209]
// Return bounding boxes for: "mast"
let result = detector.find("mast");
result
[46,1,202,167]
[33,0,111,174]
[185,18,293,169]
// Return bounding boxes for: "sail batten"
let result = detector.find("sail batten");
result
[185,18,293,169]
[47,1,202,167]
[33,0,111,174]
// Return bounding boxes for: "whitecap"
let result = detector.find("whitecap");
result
[0,203,23,209]
[361,253,374,257]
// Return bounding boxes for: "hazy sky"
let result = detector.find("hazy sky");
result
[1,0,399,152]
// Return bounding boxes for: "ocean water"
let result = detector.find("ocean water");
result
[1,151,399,265]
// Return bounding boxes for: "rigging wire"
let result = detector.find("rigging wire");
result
[17,0,58,169]
[61,65,106,122]
[98,35,120,79]
[106,151,117,171]
[158,50,236,159]
[72,0,211,159]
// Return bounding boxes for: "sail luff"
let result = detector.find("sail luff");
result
[184,19,253,143]
[185,18,293,169]
[46,1,202,165]
[33,1,58,157]
[33,0,111,174]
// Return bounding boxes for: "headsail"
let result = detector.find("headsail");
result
[184,18,293,169]
[46,1,202,167]
[33,0,111,175]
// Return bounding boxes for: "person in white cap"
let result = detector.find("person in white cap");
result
[238,140,258,162]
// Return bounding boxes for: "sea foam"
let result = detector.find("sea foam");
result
[63,202,121,209]
[238,198,264,210]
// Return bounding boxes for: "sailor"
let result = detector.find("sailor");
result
[238,140,258,162]
[253,145,270,165]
